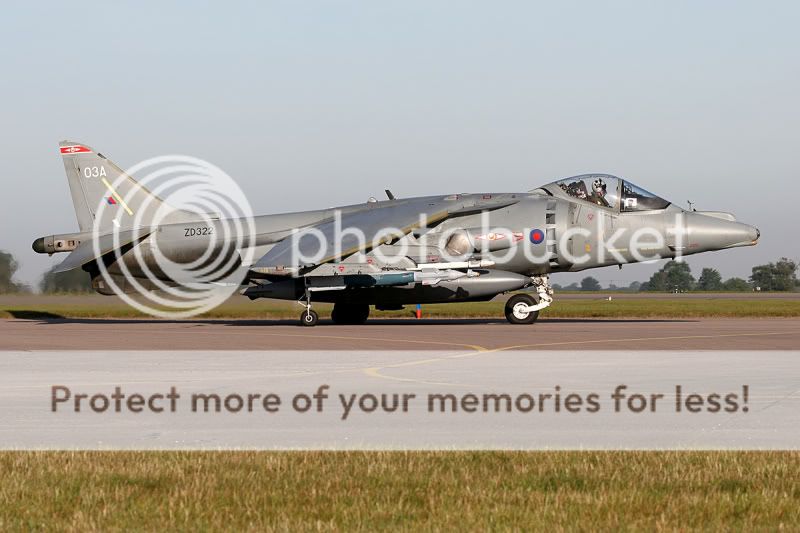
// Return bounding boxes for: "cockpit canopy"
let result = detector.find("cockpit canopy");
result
[540,174,671,212]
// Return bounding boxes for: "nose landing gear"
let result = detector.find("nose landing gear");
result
[504,275,553,325]
[505,294,540,324]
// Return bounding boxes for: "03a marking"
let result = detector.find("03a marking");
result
[83,166,107,179]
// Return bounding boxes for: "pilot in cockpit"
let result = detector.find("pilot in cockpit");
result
[586,178,610,208]
[560,177,611,207]
[559,180,589,200]
[547,174,670,213]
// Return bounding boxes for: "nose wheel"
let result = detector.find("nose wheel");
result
[504,275,553,325]
[504,294,540,324]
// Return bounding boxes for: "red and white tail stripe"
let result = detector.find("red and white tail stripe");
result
[60,145,92,154]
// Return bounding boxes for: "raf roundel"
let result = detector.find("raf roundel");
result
[530,229,545,244]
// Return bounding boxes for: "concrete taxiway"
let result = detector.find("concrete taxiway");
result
[0,317,797,351]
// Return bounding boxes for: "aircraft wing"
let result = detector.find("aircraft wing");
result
[252,194,519,274]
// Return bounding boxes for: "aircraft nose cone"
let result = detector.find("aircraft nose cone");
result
[720,221,760,248]
[685,213,760,251]
[739,224,759,245]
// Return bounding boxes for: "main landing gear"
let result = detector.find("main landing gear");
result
[331,302,370,325]
[504,275,554,325]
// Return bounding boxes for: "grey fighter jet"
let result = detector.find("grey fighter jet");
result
[33,141,760,326]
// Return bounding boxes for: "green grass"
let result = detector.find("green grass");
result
[1,294,800,319]
[0,451,797,530]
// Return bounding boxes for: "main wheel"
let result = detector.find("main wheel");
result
[300,309,319,327]
[504,294,540,325]
[331,303,370,325]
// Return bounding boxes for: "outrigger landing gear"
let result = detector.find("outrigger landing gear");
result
[331,302,370,325]
[299,284,319,327]
[504,275,554,325]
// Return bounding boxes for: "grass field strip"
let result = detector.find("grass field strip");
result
[2,295,800,319]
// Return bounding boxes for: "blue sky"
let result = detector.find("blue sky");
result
[1,1,797,287]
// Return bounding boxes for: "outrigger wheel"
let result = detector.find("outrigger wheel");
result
[504,293,540,325]
[300,308,319,327]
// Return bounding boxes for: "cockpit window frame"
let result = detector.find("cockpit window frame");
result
[541,174,672,214]
[543,174,622,212]
[619,180,671,213]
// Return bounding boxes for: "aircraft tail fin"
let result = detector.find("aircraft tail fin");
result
[59,141,193,232]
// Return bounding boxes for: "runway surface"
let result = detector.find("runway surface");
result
[1,317,798,350]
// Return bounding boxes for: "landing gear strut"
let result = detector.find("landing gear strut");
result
[331,302,370,325]
[299,284,319,327]
[504,275,553,325]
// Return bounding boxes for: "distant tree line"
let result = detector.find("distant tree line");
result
[39,266,93,293]
[0,250,92,294]
[553,258,798,293]
[0,251,29,293]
